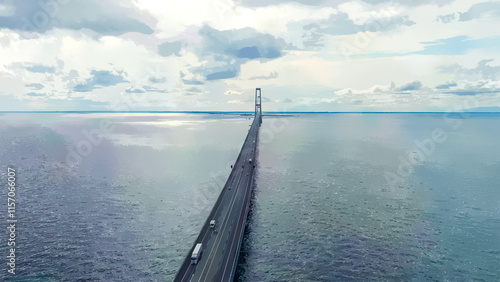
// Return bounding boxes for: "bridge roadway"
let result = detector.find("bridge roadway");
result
[174,112,261,282]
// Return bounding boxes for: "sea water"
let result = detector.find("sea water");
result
[237,113,500,281]
[0,113,499,281]
[0,113,251,280]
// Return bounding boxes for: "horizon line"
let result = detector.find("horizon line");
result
[0,111,499,114]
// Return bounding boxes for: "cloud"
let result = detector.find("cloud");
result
[198,25,287,59]
[182,79,204,85]
[224,90,243,95]
[26,92,47,97]
[459,2,500,21]
[237,0,451,7]
[26,64,56,73]
[436,82,457,89]
[436,2,500,23]
[125,88,145,93]
[436,13,456,23]
[445,89,499,96]
[440,59,500,80]
[158,41,182,57]
[397,80,422,91]
[206,69,239,80]
[237,0,327,7]
[0,0,153,36]
[301,11,414,47]
[25,83,44,90]
[249,71,278,80]
[0,1,16,17]
[143,85,168,93]
[193,25,288,80]
[74,70,127,92]
[148,76,167,84]
[227,99,243,104]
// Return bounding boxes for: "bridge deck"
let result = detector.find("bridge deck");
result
[174,112,261,282]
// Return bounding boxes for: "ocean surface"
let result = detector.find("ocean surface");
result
[0,112,499,281]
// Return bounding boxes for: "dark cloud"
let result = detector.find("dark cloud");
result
[74,70,126,92]
[148,76,167,84]
[0,0,153,36]
[198,25,287,60]
[25,83,44,90]
[158,41,182,57]
[436,82,457,89]
[26,65,55,73]
[206,69,238,80]
[397,81,422,91]
[195,25,287,81]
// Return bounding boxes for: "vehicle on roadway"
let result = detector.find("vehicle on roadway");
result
[191,243,202,264]
[210,220,215,228]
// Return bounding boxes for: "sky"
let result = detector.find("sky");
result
[0,0,499,112]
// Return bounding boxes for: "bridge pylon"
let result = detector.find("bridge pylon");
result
[255,88,262,126]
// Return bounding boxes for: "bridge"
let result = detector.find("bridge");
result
[174,88,262,282]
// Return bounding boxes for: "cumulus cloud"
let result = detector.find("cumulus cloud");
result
[0,0,153,35]
[441,59,500,80]
[436,82,457,89]
[227,99,243,104]
[301,10,414,47]
[191,25,288,80]
[158,41,182,57]
[25,83,44,90]
[397,81,423,91]
[74,70,127,92]
[198,25,287,59]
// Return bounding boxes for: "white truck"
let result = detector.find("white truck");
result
[191,243,202,264]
